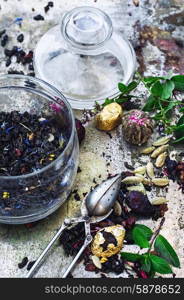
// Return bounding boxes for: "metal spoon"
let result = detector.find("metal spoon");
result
[26,174,122,278]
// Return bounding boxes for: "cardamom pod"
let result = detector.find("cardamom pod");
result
[122,176,144,184]
[140,146,155,154]
[151,144,169,158]
[91,255,102,269]
[152,135,172,146]
[134,166,146,175]
[155,152,167,168]
[152,178,169,186]
[146,162,155,178]
[149,197,168,205]
[127,183,146,195]
[113,201,122,216]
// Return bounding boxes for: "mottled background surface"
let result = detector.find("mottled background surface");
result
[0,0,184,278]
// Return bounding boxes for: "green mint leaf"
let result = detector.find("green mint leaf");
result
[174,124,184,132]
[127,81,138,93]
[172,75,184,92]
[179,107,184,113]
[150,80,175,100]
[176,115,184,127]
[132,231,149,248]
[150,81,163,97]
[142,95,157,112]
[143,76,163,88]
[121,252,142,262]
[140,255,151,273]
[150,254,173,274]
[132,224,152,248]
[173,115,184,143]
[172,136,184,144]
[118,83,128,94]
[118,81,138,95]
[116,95,131,104]
[161,80,175,99]
[154,235,180,268]
[102,98,114,107]
[133,224,153,240]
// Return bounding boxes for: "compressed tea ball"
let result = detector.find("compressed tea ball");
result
[95,103,123,131]
[91,225,125,260]
[122,109,154,145]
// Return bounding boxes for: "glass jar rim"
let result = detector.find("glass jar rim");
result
[0,74,75,180]
[61,6,113,50]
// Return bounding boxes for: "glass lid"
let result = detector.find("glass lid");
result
[34,6,136,109]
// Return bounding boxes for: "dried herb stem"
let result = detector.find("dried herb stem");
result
[147,217,165,254]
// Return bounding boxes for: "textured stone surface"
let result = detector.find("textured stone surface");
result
[0,0,184,278]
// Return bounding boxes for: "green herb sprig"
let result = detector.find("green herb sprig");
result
[141,73,184,142]
[102,80,139,107]
[121,219,180,277]
[100,73,184,143]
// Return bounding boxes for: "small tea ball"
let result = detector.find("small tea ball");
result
[122,109,154,145]
[95,103,123,131]
[91,225,125,259]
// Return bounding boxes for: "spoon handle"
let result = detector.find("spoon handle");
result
[26,222,68,278]
[62,234,92,278]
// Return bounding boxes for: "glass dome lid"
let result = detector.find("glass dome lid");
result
[34,6,137,109]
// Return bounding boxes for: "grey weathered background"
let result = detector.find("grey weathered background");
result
[0,0,184,278]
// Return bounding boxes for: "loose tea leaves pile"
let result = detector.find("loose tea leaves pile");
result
[0,111,66,176]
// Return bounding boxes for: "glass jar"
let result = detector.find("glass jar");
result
[34,6,136,109]
[0,74,79,224]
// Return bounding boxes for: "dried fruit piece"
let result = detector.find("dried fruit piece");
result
[95,103,123,131]
[91,225,125,258]
[122,110,154,145]
[151,145,169,158]
[152,178,169,186]
[134,166,146,175]
[155,152,167,168]
[140,146,155,154]
[126,191,158,216]
[122,176,144,184]
[152,135,172,146]
[91,255,102,269]
[146,162,155,178]
[149,197,168,205]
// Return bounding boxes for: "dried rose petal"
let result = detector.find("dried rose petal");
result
[75,118,85,144]
[138,270,149,278]
[85,263,97,272]
[49,103,62,113]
